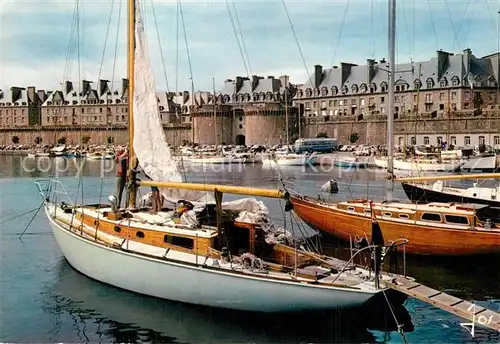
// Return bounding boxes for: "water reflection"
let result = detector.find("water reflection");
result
[43,259,413,343]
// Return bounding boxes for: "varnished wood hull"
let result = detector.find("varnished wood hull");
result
[290,196,500,256]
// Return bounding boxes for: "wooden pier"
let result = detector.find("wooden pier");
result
[385,277,500,333]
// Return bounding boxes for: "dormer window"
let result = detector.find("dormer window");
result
[414,79,422,90]
[330,86,338,95]
[47,101,52,105]
[426,78,434,89]
[297,89,304,98]
[360,83,367,93]
[313,88,320,97]
[351,84,358,93]
[440,78,448,88]
[369,82,377,93]
[380,82,388,93]
[320,86,328,96]
[244,93,251,101]
[341,85,348,95]
[73,101,78,105]
[72,92,77,96]
[253,92,259,101]
[305,88,312,97]
[451,76,460,87]
[22,102,27,106]
[114,91,119,95]
[159,106,165,111]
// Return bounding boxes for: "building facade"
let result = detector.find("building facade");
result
[0,86,46,128]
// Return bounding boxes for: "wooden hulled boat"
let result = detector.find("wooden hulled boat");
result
[290,195,500,256]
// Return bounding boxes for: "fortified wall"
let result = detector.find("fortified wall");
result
[302,112,500,146]
[0,125,191,146]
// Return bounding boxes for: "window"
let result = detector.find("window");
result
[465,136,471,145]
[380,96,385,104]
[421,213,442,222]
[424,137,429,145]
[364,209,372,216]
[411,136,416,145]
[445,215,469,225]
[164,235,194,249]
[437,136,442,145]
[425,94,432,102]
[382,212,392,217]
[439,92,445,101]
[479,136,485,145]
[451,92,457,100]
[450,136,457,145]
[347,206,356,212]
[494,136,500,145]
[398,214,409,220]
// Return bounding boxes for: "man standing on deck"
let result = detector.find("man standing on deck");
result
[115,148,128,208]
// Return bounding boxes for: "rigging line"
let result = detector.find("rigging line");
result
[281,0,312,88]
[426,0,440,51]
[176,0,179,95]
[179,1,195,95]
[453,0,472,50]
[63,1,78,83]
[151,0,171,93]
[444,0,461,51]
[18,201,45,240]
[370,0,374,58]
[225,0,249,77]
[329,1,350,66]
[231,0,253,76]
[484,0,499,36]
[0,207,40,225]
[97,0,115,82]
[110,0,122,94]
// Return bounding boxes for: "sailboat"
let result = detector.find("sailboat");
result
[289,0,500,256]
[36,0,408,312]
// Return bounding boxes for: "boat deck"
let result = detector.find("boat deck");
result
[385,277,500,332]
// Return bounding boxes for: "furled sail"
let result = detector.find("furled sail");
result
[132,1,213,204]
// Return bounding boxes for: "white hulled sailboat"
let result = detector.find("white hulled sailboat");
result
[37,0,408,312]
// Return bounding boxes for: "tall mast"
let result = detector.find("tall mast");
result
[285,82,289,147]
[127,0,137,208]
[386,0,396,201]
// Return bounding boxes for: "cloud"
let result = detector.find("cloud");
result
[1,0,499,93]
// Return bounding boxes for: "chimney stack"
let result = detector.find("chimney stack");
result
[37,90,47,103]
[366,59,376,83]
[314,65,322,88]
[251,75,260,91]
[99,79,110,97]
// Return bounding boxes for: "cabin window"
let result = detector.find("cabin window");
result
[398,214,409,220]
[421,213,442,222]
[114,226,121,233]
[382,212,392,217]
[164,235,194,250]
[364,209,372,216]
[347,206,356,212]
[444,215,469,225]
[136,231,145,238]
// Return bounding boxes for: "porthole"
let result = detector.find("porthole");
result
[114,226,121,233]
[136,231,145,239]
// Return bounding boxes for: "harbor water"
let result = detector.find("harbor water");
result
[1,155,499,343]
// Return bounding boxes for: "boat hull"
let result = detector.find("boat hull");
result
[47,207,377,312]
[290,196,500,256]
[401,182,500,208]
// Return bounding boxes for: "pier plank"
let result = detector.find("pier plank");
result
[384,277,500,332]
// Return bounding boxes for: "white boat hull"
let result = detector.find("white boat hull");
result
[460,155,497,171]
[47,207,377,312]
[262,154,312,167]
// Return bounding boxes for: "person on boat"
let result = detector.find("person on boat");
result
[142,171,163,213]
[115,148,128,208]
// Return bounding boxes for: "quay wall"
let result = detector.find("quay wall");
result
[0,126,191,146]
[1,115,499,147]
[301,114,500,146]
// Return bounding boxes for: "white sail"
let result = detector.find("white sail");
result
[132,2,214,204]
[131,1,278,223]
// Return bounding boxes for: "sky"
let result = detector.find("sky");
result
[0,0,499,93]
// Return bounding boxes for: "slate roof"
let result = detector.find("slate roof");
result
[297,49,499,99]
